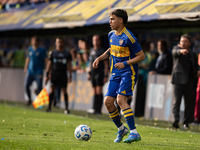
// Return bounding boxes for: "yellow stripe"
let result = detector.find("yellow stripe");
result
[117,27,126,35]
[124,30,135,44]
[123,109,132,114]
[124,113,134,118]
[110,56,113,73]
[109,109,118,116]
[129,57,136,91]
[110,112,120,118]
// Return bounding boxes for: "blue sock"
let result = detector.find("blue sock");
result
[122,108,136,130]
[109,108,122,128]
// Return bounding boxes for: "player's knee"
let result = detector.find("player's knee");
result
[104,97,113,108]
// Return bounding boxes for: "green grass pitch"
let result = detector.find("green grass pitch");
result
[0,103,200,150]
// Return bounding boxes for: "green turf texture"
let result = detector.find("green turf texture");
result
[0,104,200,150]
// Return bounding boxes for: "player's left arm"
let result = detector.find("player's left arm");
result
[114,50,145,69]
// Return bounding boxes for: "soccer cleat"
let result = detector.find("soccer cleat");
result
[123,132,141,143]
[114,126,129,143]
[64,110,70,114]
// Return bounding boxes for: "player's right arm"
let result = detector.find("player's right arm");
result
[93,48,110,68]
[45,51,52,85]
[24,57,29,73]
[44,60,52,85]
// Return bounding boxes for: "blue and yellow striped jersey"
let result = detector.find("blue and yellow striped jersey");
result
[108,27,142,75]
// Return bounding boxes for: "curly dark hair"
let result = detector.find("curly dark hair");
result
[110,9,128,25]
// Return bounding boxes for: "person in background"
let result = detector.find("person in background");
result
[171,34,200,129]
[135,41,151,117]
[149,40,173,75]
[24,36,47,106]
[45,37,72,114]
[88,34,109,114]
[194,52,200,124]
[77,38,90,73]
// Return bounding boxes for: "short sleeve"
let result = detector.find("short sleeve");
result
[129,38,142,54]
[48,51,53,61]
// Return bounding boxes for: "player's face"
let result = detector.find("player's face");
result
[55,38,64,50]
[31,37,38,47]
[179,37,191,49]
[109,14,121,30]
[92,35,101,48]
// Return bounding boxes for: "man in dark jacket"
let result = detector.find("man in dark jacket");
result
[171,34,200,129]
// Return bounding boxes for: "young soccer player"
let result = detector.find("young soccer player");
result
[93,9,145,143]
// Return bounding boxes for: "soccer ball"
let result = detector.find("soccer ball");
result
[74,124,92,141]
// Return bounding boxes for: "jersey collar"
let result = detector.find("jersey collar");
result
[115,27,126,36]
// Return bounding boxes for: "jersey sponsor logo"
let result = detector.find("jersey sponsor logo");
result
[110,45,130,57]
[119,39,123,45]
[110,39,112,43]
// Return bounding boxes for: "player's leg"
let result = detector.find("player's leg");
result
[47,72,57,112]
[172,84,184,128]
[105,96,129,143]
[35,74,43,95]
[95,85,103,114]
[117,73,141,143]
[91,76,98,114]
[105,77,128,143]
[62,87,70,114]
[95,74,104,114]
[47,85,55,112]
[117,94,140,143]
[24,73,34,105]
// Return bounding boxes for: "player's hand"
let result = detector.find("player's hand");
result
[24,68,27,73]
[87,74,91,80]
[180,49,189,55]
[104,76,108,83]
[114,62,125,69]
[93,58,99,68]
[44,76,49,85]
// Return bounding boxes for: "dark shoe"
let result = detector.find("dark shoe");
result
[183,124,189,129]
[172,122,179,129]
[46,109,52,112]
[26,100,32,106]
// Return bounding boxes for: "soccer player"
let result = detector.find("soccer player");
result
[45,37,72,114]
[93,9,145,143]
[24,36,47,106]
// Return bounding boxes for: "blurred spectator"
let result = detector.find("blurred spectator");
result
[0,53,3,67]
[12,43,26,68]
[87,35,109,114]
[45,37,72,114]
[149,40,173,75]
[193,34,200,53]
[70,47,79,77]
[24,36,47,106]
[135,41,152,117]
[149,42,159,71]
[77,38,90,73]
[194,53,200,124]
[171,34,200,129]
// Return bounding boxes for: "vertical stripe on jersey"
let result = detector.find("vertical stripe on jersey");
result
[129,57,136,90]
[110,55,113,73]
